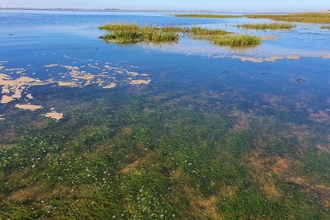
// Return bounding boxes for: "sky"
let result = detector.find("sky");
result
[1,0,329,12]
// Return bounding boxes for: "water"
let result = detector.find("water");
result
[0,9,330,219]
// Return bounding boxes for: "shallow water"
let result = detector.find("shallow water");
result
[0,9,330,219]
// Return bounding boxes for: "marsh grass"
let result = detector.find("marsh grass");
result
[99,24,182,44]
[245,12,330,24]
[189,27,229,36]
[100,23,262,48]
[187,27,261,48]
[321,25,330,29]
[210,35,262,47]
[237,23,296,30]
[170,14,242,18]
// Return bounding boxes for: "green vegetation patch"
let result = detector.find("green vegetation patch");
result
[1,83,330,219]
[237,23,296,30]
[245,12,330,24]
[99,23,261,48]
[99,24,182,44]
[321,25,330,29]
[210,35,262,47]
[187,27,261,48]
[170,14,242,18]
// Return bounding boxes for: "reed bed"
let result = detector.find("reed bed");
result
[237,23,296,30]
[245,12,330,24]
[170,14,241,18]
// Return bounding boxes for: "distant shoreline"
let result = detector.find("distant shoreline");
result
[1,7,221,12]
[1,7,327,13]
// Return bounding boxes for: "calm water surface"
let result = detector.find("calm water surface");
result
[0,10,329,219]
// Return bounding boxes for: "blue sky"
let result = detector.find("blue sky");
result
[1,0,329,12]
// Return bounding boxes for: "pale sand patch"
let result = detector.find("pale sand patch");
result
[58,81,79,87]
[265,56,284,62]
[0,75,41,103]
[43,110,63,121]
[15,104,43,111]
[0,66,4,69]
[115,70,124,74]
[102,83,116,89]
[232,55,263,63]
[2,85,10,94]
[0,73,12,80]
[62,65,79,71]
[130,79,151,85]
[1,95,15,104]
[11,89,22,99]
[262,36,278,41]
[286,55,300,60]
[26,94,33,99]
[74,74,95,81]
[127,71,139,76]
[44,64,59,68]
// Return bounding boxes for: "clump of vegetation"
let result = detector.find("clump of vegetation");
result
[170,14,242,18]
[99,24,183,44]
[237,23,296,30]
[187,27,261,48]
[210,35,262,47]
[189,27,229,36]
[100,23,262,48]
[245,12,330,24]
[321,25,330,29]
